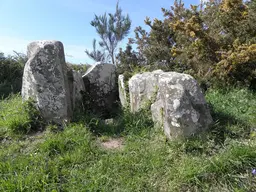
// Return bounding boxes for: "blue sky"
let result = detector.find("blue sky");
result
[0,0,201,64]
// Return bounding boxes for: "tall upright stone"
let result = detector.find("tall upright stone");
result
[69,69,85,110]
[118,74,128,108]
[82,62,117,116]
[22,40,72,124]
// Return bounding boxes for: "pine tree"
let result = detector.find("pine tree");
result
[86,2,131,65]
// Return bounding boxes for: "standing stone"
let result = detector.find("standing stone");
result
[82,62,117,116]
[128,70,163,112]
[118,74,128,107]
[156,72,213,139]
[22,40,72,124]
[128,70,213,139]
[68,68,85,110]
[150,92,163,128]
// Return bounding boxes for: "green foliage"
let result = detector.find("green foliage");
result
[206,88,256,133]
[0,52,27,98]
[86,2,131,64]
[85,39,106,62]
[72,96,154,136]
[213,43,256,87]
[0,95,28,136]
[23,98,45,133]
[66,62,89,74]
[46,124,59,133]
[132,17,180,71]
[116,44,146,78]
[0,88,255,191]
[0,95,44,136]
[125,0,256,89]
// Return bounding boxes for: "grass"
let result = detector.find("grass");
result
[0,94,29,137]
[0,88,256,191]
[0,94,44,138]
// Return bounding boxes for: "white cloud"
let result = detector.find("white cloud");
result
[0,35,93,64]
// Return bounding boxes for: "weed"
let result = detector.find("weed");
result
[0,95,45,137]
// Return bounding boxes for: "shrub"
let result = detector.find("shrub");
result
[0,95,44,136]
[124,0,256,89]
[0,52,27,98]
[23,98,45,133]
[66,62,89,74]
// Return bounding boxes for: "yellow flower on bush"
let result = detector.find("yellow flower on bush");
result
[190,31,196,38]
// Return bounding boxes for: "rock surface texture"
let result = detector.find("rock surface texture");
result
[82,62,117,116]
[128,70,163,112]
[22,40,72,124]
[68,69,85,110]
[118,74,128,107]
[128,70,213,139]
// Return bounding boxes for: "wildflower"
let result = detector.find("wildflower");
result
[252,169,256,176]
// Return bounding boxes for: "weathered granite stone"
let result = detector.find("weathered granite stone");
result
[22,40,72,124]
[157,72,213,139]
[128,70,213,139]
[68,69,85,110]
[118,74,128,107]
[150,92,163,128]
[128,70,163,112]
[82,62,117,115]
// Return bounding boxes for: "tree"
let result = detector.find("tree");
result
[131,0,190,72]
[126,0,256,88]
[116,44,145,75]
[0,52,4,60]
[85,39,106,62]
[86,1,131,65]
[0,52,27,97]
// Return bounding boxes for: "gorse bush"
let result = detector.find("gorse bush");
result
[118,0,256,89]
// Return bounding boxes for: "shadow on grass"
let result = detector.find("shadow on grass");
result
[72,106,155,137]
[209,105,252,144]
[171,104,252,157]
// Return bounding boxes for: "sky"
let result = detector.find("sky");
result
[0,0,201,64]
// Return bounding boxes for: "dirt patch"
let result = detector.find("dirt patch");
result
[101,138,124,150]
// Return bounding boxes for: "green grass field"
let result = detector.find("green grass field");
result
[0,88,256,191]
